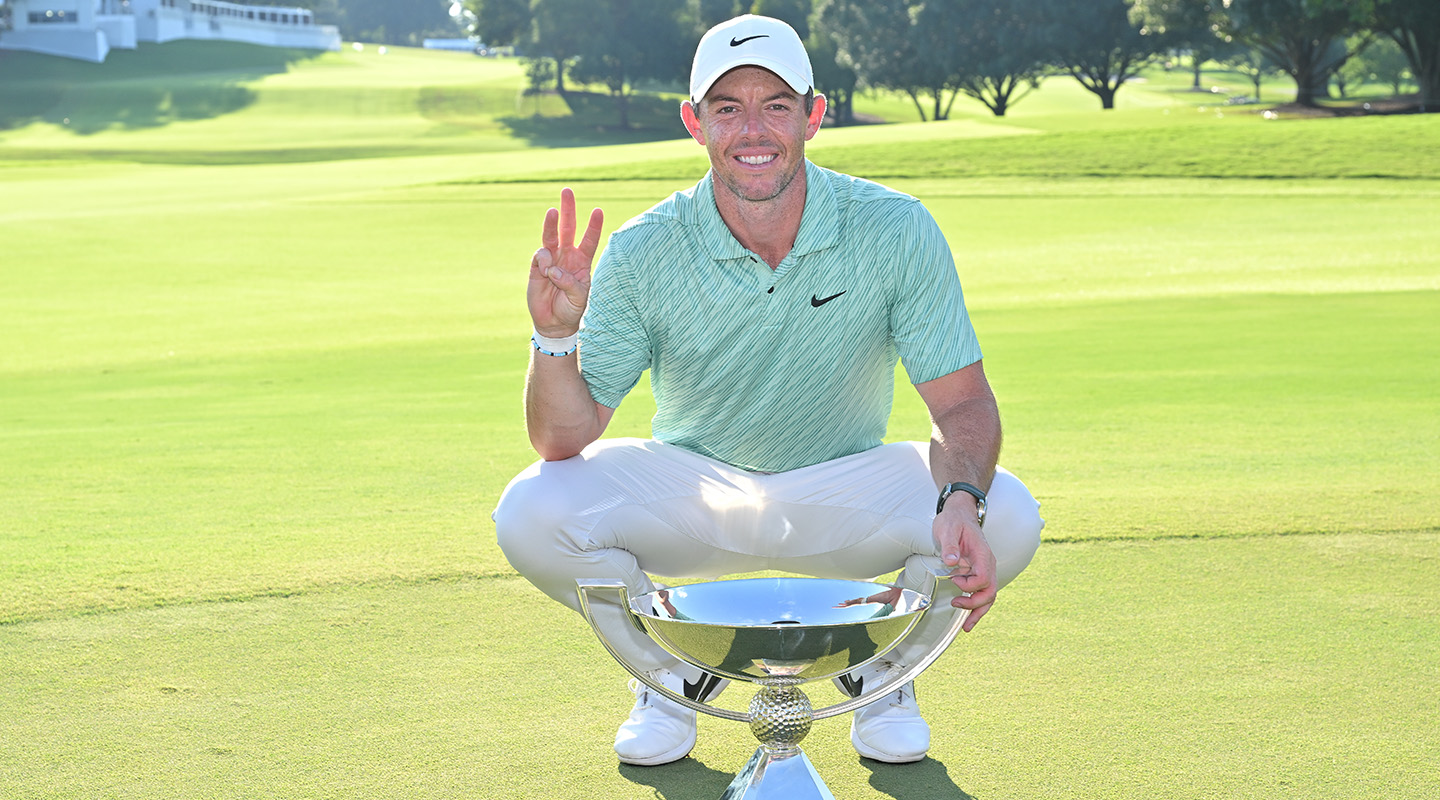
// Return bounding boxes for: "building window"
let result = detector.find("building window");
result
[30,10,77,24]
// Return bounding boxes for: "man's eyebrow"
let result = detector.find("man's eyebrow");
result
[707,91,799,106]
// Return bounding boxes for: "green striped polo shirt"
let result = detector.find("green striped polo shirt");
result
[578,159,981,473]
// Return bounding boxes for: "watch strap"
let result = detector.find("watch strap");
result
[937,481,987,518]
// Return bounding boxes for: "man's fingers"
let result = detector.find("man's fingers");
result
[558,187,577,250]
[952,580,994,605]
[949,571,991,599]
[541,207,559,253]
[936,527,962,566]
[578,207,605,260]
[957,598,992,633]
[952,583,995,632]
[530,246,554,278]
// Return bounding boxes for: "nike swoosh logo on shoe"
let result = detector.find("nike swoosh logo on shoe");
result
[684,674,724,702]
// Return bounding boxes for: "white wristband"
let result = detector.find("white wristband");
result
[532,329,578,357]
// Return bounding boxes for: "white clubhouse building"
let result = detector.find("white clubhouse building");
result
[0,0,340,62]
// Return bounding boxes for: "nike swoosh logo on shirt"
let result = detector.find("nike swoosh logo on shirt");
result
[811,291,847,307]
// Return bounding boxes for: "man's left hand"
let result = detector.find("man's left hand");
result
[934,503,997,632]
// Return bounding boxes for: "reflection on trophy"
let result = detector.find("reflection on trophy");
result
[578,572,968,800]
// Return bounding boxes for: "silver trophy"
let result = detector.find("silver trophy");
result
[578,568,967,800]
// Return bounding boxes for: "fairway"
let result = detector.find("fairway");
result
[2,42,1437,799]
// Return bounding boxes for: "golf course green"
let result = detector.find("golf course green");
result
[1,41,1436,799]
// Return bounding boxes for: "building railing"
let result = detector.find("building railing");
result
[160,0,316,27]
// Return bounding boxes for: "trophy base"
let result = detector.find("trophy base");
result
[720,746,835,800]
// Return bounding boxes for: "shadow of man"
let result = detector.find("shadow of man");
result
[618,758,735,799]
[863,756,979,800]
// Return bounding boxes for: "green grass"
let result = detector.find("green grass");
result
[468,113,1440,182]
[4,536,1435,798]
[1,42,1437,799]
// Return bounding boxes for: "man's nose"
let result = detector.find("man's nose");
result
[740,108,765,136]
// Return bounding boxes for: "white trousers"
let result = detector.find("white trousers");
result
[493,438,1043,674]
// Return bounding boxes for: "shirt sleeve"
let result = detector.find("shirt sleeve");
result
[889,204,982,384]
[577,241,652,409]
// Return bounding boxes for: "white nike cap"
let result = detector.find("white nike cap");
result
[689,15,813,103]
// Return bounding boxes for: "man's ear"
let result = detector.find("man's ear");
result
[805,94,827,141]
[680,100,706,146]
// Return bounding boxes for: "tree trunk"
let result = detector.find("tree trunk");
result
[1292,68,1327,107]
[1192,54,1202,89]
[614,89,629,130]
[826,90,854,126]
[554,57,567,96]
[1391,28,1439,113]
[942,88,960,120]
[906,90,928,122]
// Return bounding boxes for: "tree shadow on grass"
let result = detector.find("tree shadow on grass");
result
[498,90,690,148]
[0,41,325,133]
[618,757,736,799]
[861,756,979,800]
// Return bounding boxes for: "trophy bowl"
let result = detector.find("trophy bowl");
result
[634,577,929,683]
[578,572,967,800]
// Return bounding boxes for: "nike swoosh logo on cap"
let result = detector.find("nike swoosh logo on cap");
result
[730,34,769,46]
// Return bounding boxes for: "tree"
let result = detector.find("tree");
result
[529,0,592,95]
[1047,0,1169,110]
[1373,0,1440,111]
[807,28,860,124]
[950,0,1049,116]
[1132,0,1228,88]
[1348,34,1415,96]
[1227,45,1282,100]
[750,0,812,39]
[466,0,530,47]
[817,0,962,122]
[569,0,689,128]
[687,0,746,33]
[904,0,971,120]
[1334,35,1374,98]
[1220,0,1374,107]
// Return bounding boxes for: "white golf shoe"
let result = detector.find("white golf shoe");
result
[836,660,930,763]
[613,667,727,766]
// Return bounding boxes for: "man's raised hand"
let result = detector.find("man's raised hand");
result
[529,188,604,338]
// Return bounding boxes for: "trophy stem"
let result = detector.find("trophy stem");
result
[721,680,834,800]
[721,745,835,800]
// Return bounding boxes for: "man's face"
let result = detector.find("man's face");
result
[683,66,825,207]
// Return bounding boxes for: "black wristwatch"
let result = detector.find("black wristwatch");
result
[937,481,986,526]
